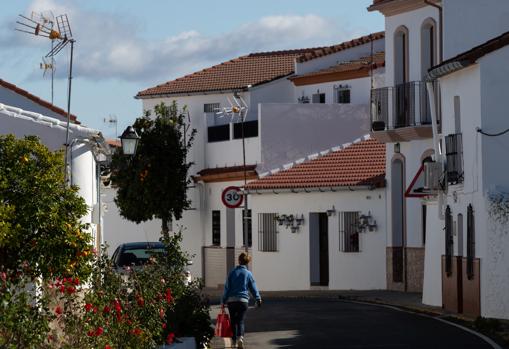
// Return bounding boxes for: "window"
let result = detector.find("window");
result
[312,93,326,104]
[208,124,230,142]
[204,103,220,113]
[212,210,221,246]
[394,26,409,85]
[258,213,278,252]
[467,204,475,279]
[335,85,351,104]
[422,204,427,245]
[445,205,453,276]
[445,133,464,184]
[421,19,437,79]
[242,209,252,247]
[233,120,258,139]
[339,211,360,252]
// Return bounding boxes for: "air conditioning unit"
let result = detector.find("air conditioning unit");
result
[424,161,442,192]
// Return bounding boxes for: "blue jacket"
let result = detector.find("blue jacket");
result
[222,265,261,304]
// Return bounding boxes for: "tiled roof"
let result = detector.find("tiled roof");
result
[0,79,79,123]
[136,49,323,98]
[296,32,385,63]
[291,52,385,83]
[429,30,509,79]
[245,138,385,190]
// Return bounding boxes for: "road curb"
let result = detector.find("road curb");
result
[340,298,503,349]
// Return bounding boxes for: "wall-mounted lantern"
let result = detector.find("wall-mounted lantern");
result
[326,205,336,217]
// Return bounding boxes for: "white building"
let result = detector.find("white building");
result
[423,1,509,319]
[128,33,386,287]
[368,0,440,295]
[0,101,109,251]
[245,137,387,291]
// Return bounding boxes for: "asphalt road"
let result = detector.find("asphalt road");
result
[212,298,494,349]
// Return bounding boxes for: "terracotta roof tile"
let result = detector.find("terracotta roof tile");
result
[136,49,322,98]
[296,32,385,63]
[0,79,79,123]
[246,139,385,190]
[137,32,384,98]
[291,52,385,82]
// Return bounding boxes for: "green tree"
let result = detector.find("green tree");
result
[0,135,93,279]
[111,101,196,239]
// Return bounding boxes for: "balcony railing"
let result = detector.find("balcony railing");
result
[445,133,463,185]
[371,81,438,131]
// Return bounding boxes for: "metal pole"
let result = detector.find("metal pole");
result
[242,114,249,253]
[63,39,75,184]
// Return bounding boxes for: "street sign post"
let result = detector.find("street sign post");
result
[221,186,243,209]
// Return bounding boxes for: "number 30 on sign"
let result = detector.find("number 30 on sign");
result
[221,186,243,208]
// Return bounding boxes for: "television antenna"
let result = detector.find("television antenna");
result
[16,12,76,184]
[103,115,118,138]
[215,92,248,122]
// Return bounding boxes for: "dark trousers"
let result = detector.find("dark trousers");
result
[227,301,249,340]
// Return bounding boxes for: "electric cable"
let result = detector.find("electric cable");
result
[476,127,509,137]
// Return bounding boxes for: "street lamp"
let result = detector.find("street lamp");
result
[120,126,140,156]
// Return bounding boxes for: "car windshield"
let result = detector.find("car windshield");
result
[118,246,164,266]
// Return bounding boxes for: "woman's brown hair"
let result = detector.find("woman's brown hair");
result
[238,252,251,265]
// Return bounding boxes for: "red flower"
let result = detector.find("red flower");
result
[105,345,112,349]
[55,306,63,315]
[103,305,111,314]
[73,277,80,285]
[162,323,167,329]
[113,299,122,313]
[59,285,65,293]
[85,303,93,312]
[165,288,173,303]
[159,308,165,319]
[130,328,142,336]
[1,272,7,282]
[95,327,104,336]
[136,297,145,307]
[87,330,95,337]
[66,286,76,294]
[166,332,175,344]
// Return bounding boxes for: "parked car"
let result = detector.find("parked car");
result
[111,242,192,285]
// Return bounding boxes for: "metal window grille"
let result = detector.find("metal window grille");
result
[445,133,464,185]
[467,204,475,280]
[258,213,278,252]
[339,211,360,252]
[233,120,258,139]
[334,86,351,104]
[243,209,252,247]
[204,103,220,113]
[212,210,220,246]
[445,205,453,276]
[370,87,389,130]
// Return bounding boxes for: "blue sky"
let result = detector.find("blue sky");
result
[0,0,383,139]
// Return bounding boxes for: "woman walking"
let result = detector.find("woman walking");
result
[222,253,262,348]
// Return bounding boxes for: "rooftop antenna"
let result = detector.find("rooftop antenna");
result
[216,91,251,252]
[16,12,76,184]
[103,115,118,138]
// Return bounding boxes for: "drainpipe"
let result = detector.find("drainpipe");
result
[424,0,443,63]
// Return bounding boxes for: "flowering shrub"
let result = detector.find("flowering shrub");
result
[1,232,213,348]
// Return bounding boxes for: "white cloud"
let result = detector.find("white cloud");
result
[2,0,359,84]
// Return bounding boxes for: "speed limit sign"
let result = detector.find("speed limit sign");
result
[221,186,244,208]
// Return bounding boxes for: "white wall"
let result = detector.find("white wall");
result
[258,103,371,173]
[422,201,443,306]
[443,0,509,60]
[296,39,385,76]
[384,6,439,86]
[102,187,162,255]
[385,139,433,249]
[249,189,387,291]
[294,76,371,105]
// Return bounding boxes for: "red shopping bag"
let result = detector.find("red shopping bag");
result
[215,305,233,337]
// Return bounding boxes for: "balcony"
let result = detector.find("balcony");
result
[370,81,438,143]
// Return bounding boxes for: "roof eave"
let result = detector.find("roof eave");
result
[244,184,383,195]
